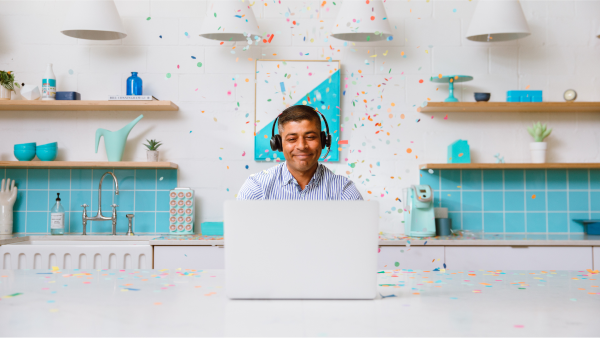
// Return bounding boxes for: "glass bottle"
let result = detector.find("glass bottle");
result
[50,193,65,235]
[126,72,143,95]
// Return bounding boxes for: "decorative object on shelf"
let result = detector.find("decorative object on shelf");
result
[95,114,144,162]
[573,219,600,235]
[13,142,36,161]
[199,1,260,42]
[402,185,436,237]
[466,0,530,42]
[144,139,162,162]
[126,72,142,96]
[507,90,542,102]
[42,64,56,101]
[0,71,21,101]
[494,153,505,164]
[20,84,41,101]
[56,91,81,100]
[61,0,126,40]
[0,178,18,235]
[563,89,577,102]
[169,188,195,234]
[430,75,473,102]
[201,222,223,236]
[527,122,552,163]
[50,193,65,235]
[109,95,157,101]
[36,142,58,161]
[447,139,471,164]
[331,0,393,42]
[474,92,491,102]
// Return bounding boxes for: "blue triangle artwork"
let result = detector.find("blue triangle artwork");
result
[254,70,340,162]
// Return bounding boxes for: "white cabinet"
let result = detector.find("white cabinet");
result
[154,245,225,269]
[445,246,593,270]
[378,246,445,270]
[594,247,599,270]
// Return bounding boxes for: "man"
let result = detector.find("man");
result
[237,105,363,200]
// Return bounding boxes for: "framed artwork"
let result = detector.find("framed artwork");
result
[254,59,341,162]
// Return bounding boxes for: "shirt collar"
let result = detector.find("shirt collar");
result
[282,162,324,188]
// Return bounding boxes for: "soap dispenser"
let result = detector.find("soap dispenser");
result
[50,193,65,235]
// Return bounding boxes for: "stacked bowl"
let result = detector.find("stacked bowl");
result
[14,142,37,161]
[36,142,57,161]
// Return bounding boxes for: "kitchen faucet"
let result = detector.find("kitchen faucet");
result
[81,172,119,235]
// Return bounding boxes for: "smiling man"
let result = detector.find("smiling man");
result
[237,105,363,200]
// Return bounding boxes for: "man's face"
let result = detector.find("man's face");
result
[281,119,322,172]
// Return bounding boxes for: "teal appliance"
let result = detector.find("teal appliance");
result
[403,185,436,237]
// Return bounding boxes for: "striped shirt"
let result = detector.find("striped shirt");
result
[237,162,364,200]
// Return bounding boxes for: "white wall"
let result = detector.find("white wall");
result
[1,0,599,233]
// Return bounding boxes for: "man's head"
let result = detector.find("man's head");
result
[277,105,323,173]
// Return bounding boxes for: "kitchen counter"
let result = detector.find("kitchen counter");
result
[2,233,600,246]
[0,268,598,337]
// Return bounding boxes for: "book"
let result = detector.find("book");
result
[108,95,159,101]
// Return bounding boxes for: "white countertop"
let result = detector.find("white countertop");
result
[0,268,598,336]
[3,233,600,246]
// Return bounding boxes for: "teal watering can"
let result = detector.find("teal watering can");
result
[95,115,144,162]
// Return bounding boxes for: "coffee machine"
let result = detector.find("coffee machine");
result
[402,185,436,237]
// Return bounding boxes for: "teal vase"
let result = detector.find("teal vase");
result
[95,115,144,162]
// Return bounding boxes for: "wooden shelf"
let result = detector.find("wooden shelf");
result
[417,102,600,113]
[420,163,600,170]
[0,100,179,111]
[0,161,178,169]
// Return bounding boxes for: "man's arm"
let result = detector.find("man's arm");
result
[340,180,364,201]
[236,175,264,200]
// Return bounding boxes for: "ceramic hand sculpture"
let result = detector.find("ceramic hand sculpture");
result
[0,178,18,235]
[95,114,144,162]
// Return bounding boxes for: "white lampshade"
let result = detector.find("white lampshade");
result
[61,0,126,40]
[331,0,393,42]
[200,1,260,42]
[466,0,530,42]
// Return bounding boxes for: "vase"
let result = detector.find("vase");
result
[95,115,144,162]
[126,72,143,95]
[147,150,159,162]
[530,142,547,163]
[0,87,10,100]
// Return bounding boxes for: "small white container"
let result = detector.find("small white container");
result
[0,86,11,100]
[530,142,547,163]
[147,150,159,162]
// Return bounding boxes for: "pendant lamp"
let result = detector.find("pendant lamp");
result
[466,0,530,42]
[61,0,126,40]
[200,1,260,42]
[331,0,393,42]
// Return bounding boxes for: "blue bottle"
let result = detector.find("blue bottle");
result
[126,72,143,95]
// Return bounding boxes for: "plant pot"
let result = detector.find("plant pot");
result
[0,86,11,100]
[147,150,159,162]
[530,142,547,163]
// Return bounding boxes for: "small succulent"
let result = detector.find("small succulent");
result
[143,139,162,151]
[527,122,552,142]
[0,71,20,91]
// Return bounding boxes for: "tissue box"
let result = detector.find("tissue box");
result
[201,222,223,236]
[56,91,81,100]
[168,188,194,234]
[507,90,542,102]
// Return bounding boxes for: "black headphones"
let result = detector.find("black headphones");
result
[270,106,332,159]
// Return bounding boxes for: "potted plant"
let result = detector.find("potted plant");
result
[527,122,552,163]
[0,71,20,100]
[144,139,162,162]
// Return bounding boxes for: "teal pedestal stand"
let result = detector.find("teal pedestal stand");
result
[430,75,473,102]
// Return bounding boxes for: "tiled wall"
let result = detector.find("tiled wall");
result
[1,168,177,234]
[420,169,600,234]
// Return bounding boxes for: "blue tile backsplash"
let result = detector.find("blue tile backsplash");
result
[1,168,177,234]
[420,169,599,234]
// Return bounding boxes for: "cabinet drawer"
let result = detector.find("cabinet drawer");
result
[154,246,225,269]
[445,246,592,270]
[378,246,445,270]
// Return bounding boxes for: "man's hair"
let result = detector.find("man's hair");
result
[277,105,322,135]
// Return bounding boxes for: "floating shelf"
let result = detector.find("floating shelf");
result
[420,163,600,170]
[0,100,179,111]
[417,102,600,113]
[0,161,178,169]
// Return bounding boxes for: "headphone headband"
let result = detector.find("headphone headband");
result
[271,106,332,159]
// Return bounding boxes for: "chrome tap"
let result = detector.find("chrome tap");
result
[81,172,119,235]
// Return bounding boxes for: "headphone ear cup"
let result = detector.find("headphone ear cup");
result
[270,135,282,152]
[320,131,327,150]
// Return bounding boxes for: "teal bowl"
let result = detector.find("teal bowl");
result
[14,142,36,148]
[14,148,36,161]
[37,142,57,149]
[36,147,57,161]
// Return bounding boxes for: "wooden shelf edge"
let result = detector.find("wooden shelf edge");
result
[418,102,600,113]
[0,100,179,111]
[420,163,600,170]
[0,161,178,169]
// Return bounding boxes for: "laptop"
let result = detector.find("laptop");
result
[224,200,379,300]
